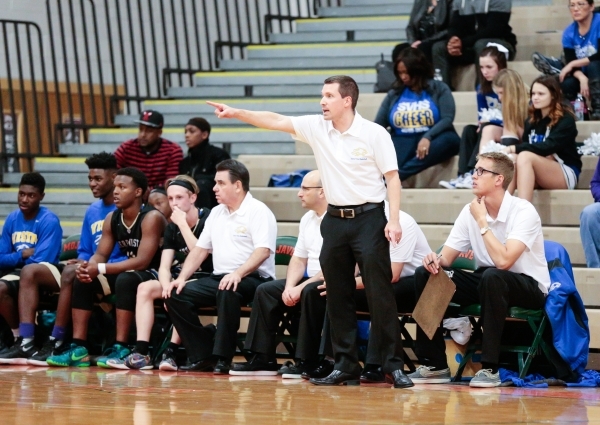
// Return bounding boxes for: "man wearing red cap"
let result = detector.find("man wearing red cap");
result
[114,110,184,190]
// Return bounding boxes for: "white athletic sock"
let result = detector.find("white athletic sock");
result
[22,337,34,346]
[11,328,19,340]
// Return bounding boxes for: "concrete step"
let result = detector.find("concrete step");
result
[0,203,89,218]
[3,172,90,187]
[0,188,94,205]
[317,4,413,17]
[509,6,572,33]
[249,187,594,226]
[342,0,414,6]
[169,83,374,99]
[270,29,405,44]
[219,55,387,71]
[245,42,397,60]
[514,31,562,61]
[193,69,375,89]
[34,157,87,173]
[238,154,599,190]
[294,15,408,32]
[143,98,322,114]
[59,141,295,157]
[238,154,318,186]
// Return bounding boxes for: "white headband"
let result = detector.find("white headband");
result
[486,42,509,60]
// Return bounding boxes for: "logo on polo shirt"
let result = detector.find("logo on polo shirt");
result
[350,148,368,161]
[234,226,248,238]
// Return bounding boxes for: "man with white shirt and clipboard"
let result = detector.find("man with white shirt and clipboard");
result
[207,75,413,389]
[410,152,550,388]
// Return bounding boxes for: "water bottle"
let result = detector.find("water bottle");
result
[434,68,443,82]
[574,94,585,121]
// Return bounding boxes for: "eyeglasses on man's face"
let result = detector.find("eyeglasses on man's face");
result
[569,2,590,9]
[474,167,500,177]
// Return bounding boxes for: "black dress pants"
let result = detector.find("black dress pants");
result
[244,278,326,361]
[413,266,546,369]
[317,276,416,362]
[319,206,404,375]
[165,273,268,363]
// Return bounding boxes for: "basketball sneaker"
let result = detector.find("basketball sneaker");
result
[96,344,131,369]
[46,344,90,367]
[0,337,36,365]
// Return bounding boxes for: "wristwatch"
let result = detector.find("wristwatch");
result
[480,226,491,236]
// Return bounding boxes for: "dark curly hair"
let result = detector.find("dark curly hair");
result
[85,152,117,170]
[20,172,46,193]
[529,75,574,127]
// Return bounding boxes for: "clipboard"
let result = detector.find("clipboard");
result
[412,270,456,340]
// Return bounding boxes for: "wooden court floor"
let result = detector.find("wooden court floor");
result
[1,366,600,424]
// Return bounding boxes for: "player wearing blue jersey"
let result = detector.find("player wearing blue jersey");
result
[0,173,62,362]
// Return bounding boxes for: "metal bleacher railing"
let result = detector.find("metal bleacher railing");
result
[0,0,340,180]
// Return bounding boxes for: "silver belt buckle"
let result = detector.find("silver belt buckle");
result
[341,208,355,218]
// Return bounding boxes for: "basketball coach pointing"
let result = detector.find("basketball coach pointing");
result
[207,75,413,389]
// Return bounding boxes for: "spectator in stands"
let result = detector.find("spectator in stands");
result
[309,201,431,384]
[440,45,507,189]
[580,159,600,267]
[148,187,172,220]
[46,168,166,367]
[164,159,276,374]
[374,47,460,181]
[431,0,517,88]
[229,170,327,378]
[108,175,212,370]
[411,152,549,388]
[500,75,581,201]
[114,110,183,190]
[0,173,62,360]
[0,153,125,365]
[179,117,230,208]
[405,0,454,62]
[532,0,600,118]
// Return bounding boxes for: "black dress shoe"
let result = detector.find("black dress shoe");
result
[213,358,231,374]
[310,370,360,386]
[301,359,334,380]
[179,357,216,372]
[386,369,414,389]
[360,366,385,383]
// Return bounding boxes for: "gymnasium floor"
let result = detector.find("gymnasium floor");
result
[2,366,600,424]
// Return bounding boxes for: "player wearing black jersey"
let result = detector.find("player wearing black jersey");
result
[107,175,212,370]
[47,168,167,368]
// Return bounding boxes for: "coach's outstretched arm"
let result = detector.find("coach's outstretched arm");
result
[207,101,296,135]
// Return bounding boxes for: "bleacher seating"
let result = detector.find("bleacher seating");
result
[1,0,599,356]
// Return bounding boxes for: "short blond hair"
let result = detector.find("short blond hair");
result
[477,152,514,190]
[166,174,199,194]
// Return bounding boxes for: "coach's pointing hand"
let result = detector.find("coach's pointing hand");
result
[206,101,238,119]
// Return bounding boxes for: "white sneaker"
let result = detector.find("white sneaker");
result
[469,369,501,387]
[443,317,472,345]
[439,174,464,189]
[456,173,473,189]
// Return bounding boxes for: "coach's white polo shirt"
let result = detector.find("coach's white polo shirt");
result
[197,192,277,279]
[293,210,324,277]
[388,206,431,278]
[444,192,550,294]
[291,113,398,206]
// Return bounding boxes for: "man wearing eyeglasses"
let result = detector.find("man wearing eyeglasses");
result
[410,152,550,388]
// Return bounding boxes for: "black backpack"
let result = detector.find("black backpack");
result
[374,53,395,93]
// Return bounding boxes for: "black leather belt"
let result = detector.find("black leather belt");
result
[327,202,383,218]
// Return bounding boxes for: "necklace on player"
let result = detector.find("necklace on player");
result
[121,212,140,234]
